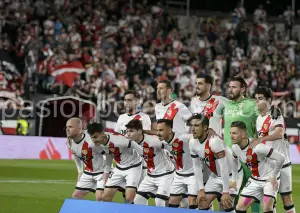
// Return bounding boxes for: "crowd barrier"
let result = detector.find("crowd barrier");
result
[0,135,299,164]
[59,199,224,213]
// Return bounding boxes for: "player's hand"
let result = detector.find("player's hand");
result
[103,172,109,184]
[220,192,233,209]
[196,189,206,204]
[208,128,217,137]
[249,138,260,148]
[77,172,83,182]
[270,105,281,120]
[268,176,278,191]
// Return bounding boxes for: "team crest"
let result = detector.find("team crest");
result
[144,148,149,153]
[206,103,212,109]
[263,124,269,129]
[247,155,252,160]
[109,148,115,152]
[82,150,88,155]
[167,109,172,115]
[173,142,179,148]
[238,103,244,108]
[205,149,209,154]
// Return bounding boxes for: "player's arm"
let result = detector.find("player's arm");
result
[180,105,193,132]
[210,138,230,193]
[114,116,122,134]
[208,97,228,135]
[190,150,204,191]
[230,148,239,183]
[72,154,83,182]
[143,115,152,131]
[103,153,113,184]
[255,144,285,178]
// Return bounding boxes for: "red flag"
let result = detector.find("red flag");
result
[51,61,84,87]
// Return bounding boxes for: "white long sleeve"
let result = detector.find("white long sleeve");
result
[73,154,83,172]
[217,156,230,193]
[104,154,113,173]
[231,155,239,182]
[192,158,204,190]
[268,150,285,178]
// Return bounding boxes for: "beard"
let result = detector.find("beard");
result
[228,92,241,100]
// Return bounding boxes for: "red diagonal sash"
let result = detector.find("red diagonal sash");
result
[202,98,219,119]
[163,103,179,120]
[260,115,271,138]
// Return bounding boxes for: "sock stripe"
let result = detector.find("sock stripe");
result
[284,205,295,211]
[236,211,247,213]
[225,207,235,212]
[263,211,273,213]
[168,204,180,208]
[189,205,198,209]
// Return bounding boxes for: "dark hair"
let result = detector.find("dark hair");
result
[124,90,140,99]
[87,123,104,135]
[125,119,143,130]
[254,86,273,101]
[157,119,173,128]
[188,114,209,127]
[196,73,214,86]
[230,77,247,89]
[158,79,173,90]
[230,121,247,130]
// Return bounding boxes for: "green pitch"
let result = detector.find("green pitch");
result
[0,160,299,213]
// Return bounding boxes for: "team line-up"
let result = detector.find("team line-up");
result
[65,74,295,213]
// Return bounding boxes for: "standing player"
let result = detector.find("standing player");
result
[66,118,112,201]
[230,121,285,212]
[155,79,192,208]
[190,73,228,137]
[115,90,151,135]
[156,119,198,209]
[189,114,236,212]
[223,77,260,213]
[252,87,296,213]
[125,119,175,207]
[155,79,192,134]
[87,123,143,204]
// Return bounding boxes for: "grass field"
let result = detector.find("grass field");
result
[0,160,299,213]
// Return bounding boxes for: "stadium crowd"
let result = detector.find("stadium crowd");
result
[0,0,299,117]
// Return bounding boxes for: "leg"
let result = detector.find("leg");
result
[188,195,197,209]
[262,195,275,212]
[134,176,156,205]
[156,172,175,207]
[102,187,118,202]
[96,189,104,201]
[198,193,217,210]
[73,173,95,199]
[180,197,189,208]
[187,175,198,209]
[236,196,255,211]
[125,187,137,204]
[168,195,182,208]
[279,165,296,213]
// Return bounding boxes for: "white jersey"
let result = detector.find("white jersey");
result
[102,132,142,169]
[131,134,175,176]
[189,136,233,177]
[115,111,152,135]
[155,100,192,134]
[163,133,194,175]
[232,142,283,181]
[190,95,228,137]
[68,131,111,174]
[256,113,290,165]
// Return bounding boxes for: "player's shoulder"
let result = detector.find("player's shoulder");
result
[144,133,160,141]
[108,132,127,140]
[176,132,191,142]
[117,113,127,120]
[211,95,228,102]
[209,136,224,147]
[243,98,256,105]
[253,143,269,153]
[139,111,150,118]
[191,96,199,102]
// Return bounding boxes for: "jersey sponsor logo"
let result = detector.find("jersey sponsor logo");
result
[171,138,184,170]
[108,142,121,163]
[163,103,179,120]
[202,98,219,119]
[143,142,156,173]
[81,141,94,172]
[246,148,260,177]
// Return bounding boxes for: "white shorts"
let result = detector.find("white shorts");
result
[105,162,142,190]
[76,171,105,192]
[241,177,280,202]
[279,163,292,195]
[137,171,175,200]
[170,173,198,197]
[205,173,238,198]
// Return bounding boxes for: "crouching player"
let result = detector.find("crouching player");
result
[230,121,285,212]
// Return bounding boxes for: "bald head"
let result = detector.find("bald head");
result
[66,117,83,138]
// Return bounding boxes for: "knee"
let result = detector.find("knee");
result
[102,193,113,202]
[281,194,293,205]
[125,195,135,204]
[72,191,85,199]
[168,196,180,205]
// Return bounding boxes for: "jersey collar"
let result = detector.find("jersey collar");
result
[161,99,175,106]
[198,134,208,144]
[166,132,175,144]
[241,139,250,150]
[74,133,85,144]
[137,134,145,145]
[199,94,212,102]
